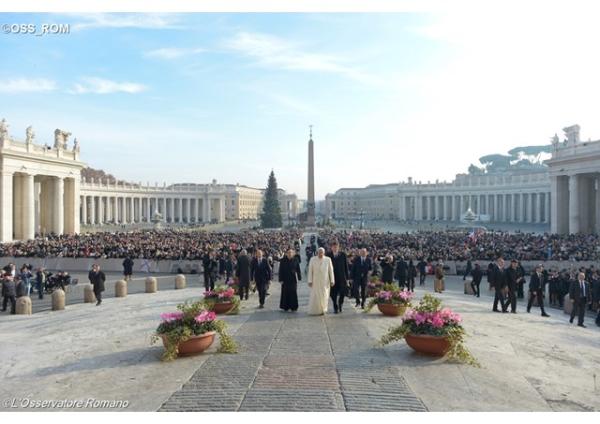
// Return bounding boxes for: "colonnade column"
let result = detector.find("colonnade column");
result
[64,178,79,234]
[536,193,542,223]
[569,174,580,234]
[81,196,87,225]
[90,195,96,225]
[545,192,551,224]
[51,177,64,234]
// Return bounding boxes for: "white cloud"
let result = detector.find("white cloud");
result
[70,77,147,94]
[70,13,182,31]
[144,47,205,60]
[0,78,57,93]
[224,31,377,84]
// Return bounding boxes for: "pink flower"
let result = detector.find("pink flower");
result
[160,311,184,322]
[431,315,445,328]
[195,311,217,323]
[414,312,426,325]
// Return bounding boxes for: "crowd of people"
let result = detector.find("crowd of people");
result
[2,228,600,326]
[0,229,304,261]
[316,229,600,262]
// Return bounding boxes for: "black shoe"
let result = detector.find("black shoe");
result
[578,324,586,328]
[333,305,338,313]
[245,295,249,300]
[361,302,365,309]
[502,310,508,313]
[339,305,343,313]
[541,313,550,317]
[569,317,574,323]
[266,292,270,296]
[258,304,264,309]
[493,309,501,313]
[355,301,360,307]
[96,301,101,306]
[511,311,517,314]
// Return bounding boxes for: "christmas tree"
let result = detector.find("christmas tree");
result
[260,170,283,228]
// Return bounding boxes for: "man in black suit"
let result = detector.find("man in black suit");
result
[527,264,550,317]
[251,249,272,309]
[327,240,349,313]
[504,260,519,313]
[491,257,507,312]
[569,272,591,327]
[202,250,212,291]
[236,249,251,300]
[470,263,483,298]
[417,258,427,286]
[351,248,371,309]
[394,257,408,288]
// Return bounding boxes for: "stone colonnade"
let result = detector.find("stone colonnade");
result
[397,191,551,224]
[79,193,226,225]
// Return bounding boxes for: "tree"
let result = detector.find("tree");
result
[260,170,282,228]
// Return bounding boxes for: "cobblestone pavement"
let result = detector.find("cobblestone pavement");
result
[160,234,427,412]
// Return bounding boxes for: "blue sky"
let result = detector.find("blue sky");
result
[2,11,600,199]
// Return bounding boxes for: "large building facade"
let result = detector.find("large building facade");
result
[0,121,298,242]
[325,125,600,234]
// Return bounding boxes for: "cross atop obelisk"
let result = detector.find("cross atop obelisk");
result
[306,125,316,227]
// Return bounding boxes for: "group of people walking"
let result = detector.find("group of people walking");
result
[468,256,600,327]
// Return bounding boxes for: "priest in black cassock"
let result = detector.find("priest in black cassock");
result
[278,248,302,312]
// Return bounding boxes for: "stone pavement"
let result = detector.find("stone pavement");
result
[159,281,427,411]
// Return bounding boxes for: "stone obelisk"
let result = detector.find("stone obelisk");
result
[306,126,316,226]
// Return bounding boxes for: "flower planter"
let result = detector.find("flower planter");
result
[161,331,215,357]
[405,333,450,356]
[377,303,407,317]
[210,301,235,315]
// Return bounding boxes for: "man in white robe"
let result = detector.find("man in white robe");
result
[307,247,335,315]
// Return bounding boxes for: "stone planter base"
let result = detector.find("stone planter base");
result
[210,302,235,315]
[405,333,451,356]
[161,331,215,357]
[376,303,407,317]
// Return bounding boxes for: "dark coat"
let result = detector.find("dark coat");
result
[472,267,483,284]
[395,259,408,280]
[380,260,395,283]
[278,256,301,285]
[529,272,544,292]
[491,264,506,290]
[122,258,134,274]
[351,256,371,285]
[278,256,301,311]
[327,251,349,288]
[236,254,251,286]
[506,267,519,292]
[569,280,592,303]
[251,258,272,286]
[2,279,16,297]
[88,270,106,293]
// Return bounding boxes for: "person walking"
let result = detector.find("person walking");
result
[381,254,395,285]
[569,272,591,327]
[122,256,134,281]
[417,258,427,286]
[19,264,32,297]
[491,257,507,313]
[327,240,349,313]
[463,259,472,281]
[407,259,417,292]
[35,267,46,299]
[88,264,106,306]
[471,263,483,298]
[236,249,251,300]
[278,248,301,312]
[251,249,272,309]
[1,274,17,314]
[504,260,519,313]
[433,261,445,293]
[307,247,335,315]
[395,256,407,288]
[527,264,550,317]
[351,248,371,309]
